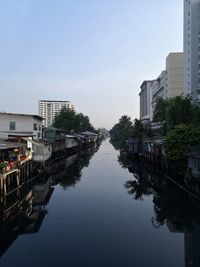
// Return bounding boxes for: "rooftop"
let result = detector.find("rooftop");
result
[39,100,71,103]
[0,112,43,121]
[0,140,24,150]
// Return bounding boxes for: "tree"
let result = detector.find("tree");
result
[153,96,199,134]
[165,124,200,170]
[52,108,96,133]
[153,97,167,123]
[110,115,134,149]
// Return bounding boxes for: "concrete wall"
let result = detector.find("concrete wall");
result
[166,53,184,98]
[139,81,154,123]
[0,113,42,140]
[184,0,200,102]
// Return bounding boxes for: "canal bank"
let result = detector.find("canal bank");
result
[0,139,193,267]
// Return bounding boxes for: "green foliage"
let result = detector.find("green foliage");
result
[52,108,95,133]
[153,97,167,123]
[110,116,153,149]
[165,124,200,170]
[133,119,153,139]
[110,115,134,148]
[153,96,200,134]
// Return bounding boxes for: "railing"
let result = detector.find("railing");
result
[0,161,18,175]
[0,155,32,175]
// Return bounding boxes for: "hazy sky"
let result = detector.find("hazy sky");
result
[0,0,183,129]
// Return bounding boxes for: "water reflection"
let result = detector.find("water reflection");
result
[0,146,98,259]
[119,152,200,267]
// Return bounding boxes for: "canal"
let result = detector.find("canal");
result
[0,139,200,267]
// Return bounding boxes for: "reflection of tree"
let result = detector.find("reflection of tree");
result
[59,148,98,189]
[120,150,200,231]
[120,151,152,200]
[118,151,131,169]
[109,139,124,151]
[152,180,200,231]
[125,178,151,201]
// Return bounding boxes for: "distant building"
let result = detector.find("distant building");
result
[151,71,167,121]
[139,80,154,124]
[39,100,75,127]
[166,53,184,98]
[184,0,200,102]
[139,53,184,123]
[0,112,43,140]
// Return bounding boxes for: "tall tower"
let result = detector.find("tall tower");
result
[184,0,200,102]
[39,100,75,127]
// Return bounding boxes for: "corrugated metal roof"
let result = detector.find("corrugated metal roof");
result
[0,140,24,150]
[0,112,43,121]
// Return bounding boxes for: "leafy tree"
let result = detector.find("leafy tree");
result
[110,115,134,149]
[153,96,199,134]
[110,116,153,149]
[52,108,95,133]
[165,124,200,170]
[153,97,167,123]
[132,119,152,139]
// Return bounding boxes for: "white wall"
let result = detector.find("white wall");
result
[0,114,43,140]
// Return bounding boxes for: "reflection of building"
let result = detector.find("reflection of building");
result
[39,100,75,127]
[167,221,200,267]
[184,0,200,102]
[0,143,99,259]
[0,174,53,257]
[185,227,200,267]
[123,153,200,267]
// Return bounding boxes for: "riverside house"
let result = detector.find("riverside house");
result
[0,112,43,140]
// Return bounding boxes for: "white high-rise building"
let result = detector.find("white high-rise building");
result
[39,100,75,127]
[184,0,200,102]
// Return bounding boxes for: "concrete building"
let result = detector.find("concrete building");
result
[166,53,184,98]
[151,71,167,121]
[139,80,154,123]
[139,53,184,123]
[184,0,200,102]
[39,100,75,127]
[151,53,184,121]
[0,113,43,140]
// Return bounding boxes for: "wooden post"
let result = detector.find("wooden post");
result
[4,177,7,195]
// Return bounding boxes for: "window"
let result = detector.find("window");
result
[33,123,38,131]
[10,121,16,131]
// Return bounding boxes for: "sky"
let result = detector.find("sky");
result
[0,0,183,129]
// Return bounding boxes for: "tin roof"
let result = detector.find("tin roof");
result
[0,112,43,121]
[0,140,24,150]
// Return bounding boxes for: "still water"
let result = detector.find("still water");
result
[0,139,200,267]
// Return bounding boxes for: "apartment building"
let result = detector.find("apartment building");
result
[139,53,184,123]
[139,80,154,124]
[151,71,167,121]
[39,100,75,127]
[184,0,200,102]
[166,53,184,98]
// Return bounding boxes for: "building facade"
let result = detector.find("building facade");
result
[139,80,154,123]
[166,53,184,98]
[184,0,200,102]
[140,53,184,123]
[39,100,75,127]
[0,113,43,140]
[151,71,167,121]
